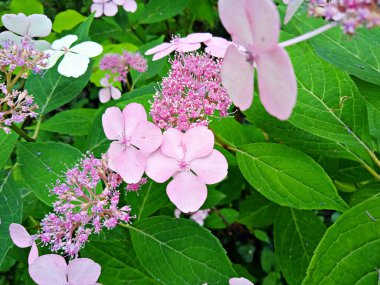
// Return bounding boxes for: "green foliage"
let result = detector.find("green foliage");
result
[10,0,43,15]
[53,9,86,33]
[0,132,18,169]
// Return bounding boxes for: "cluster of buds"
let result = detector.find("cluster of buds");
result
[38,153,139,257]
[150,52,232,131]
[0,36,49,76]
[0,87,38,134]
[309,0,380,34]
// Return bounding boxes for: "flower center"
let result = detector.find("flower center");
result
[178,159,190,171]
[119,135,131,148]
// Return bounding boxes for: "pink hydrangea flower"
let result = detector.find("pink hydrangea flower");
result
[146,126,228,213]
[9,223,38,265]
[175,209,210,226]
[99,77,121,103]
[204,37,233,58]
[229,277,254,285]
[102,103,162,183]
[91,0,125,17]
[123,0,137,12]
[219,0,297,120]
[145,33,212,61]
[28,254,101,285]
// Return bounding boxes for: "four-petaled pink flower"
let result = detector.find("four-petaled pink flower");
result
[9,223,38,265]
[146,126,228,213]
[219,0,297,120]
[99,77,121,103]
[29,254,101,285]
[102,103,162,183]
[145,33,212,61]
[230,277,254,285]
[91,0,136,18]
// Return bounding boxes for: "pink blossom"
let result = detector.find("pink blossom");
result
[219,0,297,120]
[145,33,212,61]
[146,127,228,213]
[99,77,121,103]
[102,103,162,183]
[204,37,233,58]
[229,277,254,285]
[9,223,38,265]
[123,0,137,12]
[91,0,125,17]
[174,209,211,226]
[28,254,101,285]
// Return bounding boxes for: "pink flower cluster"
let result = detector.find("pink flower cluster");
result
[0,37,48,75]
[309,0,380,34]
[0,88,38,134]
[38,153,137,257]
[150,52,232,131]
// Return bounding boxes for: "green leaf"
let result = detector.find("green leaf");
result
[16,142,82,205]
[302,194,380,284]
[274,208,326,285]
[39,109,96,136]
[0,132,18,169]
[349,183,380,207]
[53,10,86,33]
[0,170,22,266]
[138,0,188,24]
[130,216,235,285]
[236,143,348,211]
[205,208,239,229]
[285,13,380,85]
[10,0,43,14]
[210,118,251,148]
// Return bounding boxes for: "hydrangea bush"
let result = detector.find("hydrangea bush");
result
[0,0,380,284]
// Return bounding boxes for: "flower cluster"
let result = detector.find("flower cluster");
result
[150,52,232,131]
[309,0,380,34]
[0,37,49,75]
[38,153,136,257]
[0,88,38,134]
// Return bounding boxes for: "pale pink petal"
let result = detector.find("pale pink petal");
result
[204,37,231,58]
[123,0,137,12]
[145,42,172,55]
[152,45,176,61]
[229,277,254,285]
[221,45,254,111]
[58,52,90,78]
[183,126,214,161]
[190,150,228,184]
[91,3,104,18]
[67,258,101,285]
[9,223,32,248]
[161,128,184,160]
[28,242,39,265]
[122,103,147,137]
[284,0,304,24]
[2,13,29,36]
[99,87,111,103]
[176,43,201,53]
[110,86,121,100]
[102,107,124,140]
[131,121,162,153]
[27,14,52,38]
[29,254,67,285]
[93,0,107,3]
[180,33,212,44]
[167,171,207,213]
[256,46,297,120]
[100,77,110,87]
[146,150,179,183]
[113,0,125,5]
[107,141,123,170]
[104,2,118,16]
[113,147,146,183]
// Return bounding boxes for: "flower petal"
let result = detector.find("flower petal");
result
[176,43,201,53]
[9,223,32,248]
[131,121,162,154]
[167,171,207,213]
[113,147,147,183]
[29,254,67,285]
[27,14,52,38]
[58,52,90,78]
[256,46,297,120]
[110,86,121,100]
[52,35,78,50]
[104,2,118,16]
[28,242,39,265]
[161,128,184,160]
[284,0,304,24]
[204,37,231,58]
[34,40,51,51]
[2,13,29,36]
[99,87,111,103]
[102,107,124,140]
[221,45,254,111]
[122,103,147,137]
[229,277,254,285]
[180,33,212,44]
[113,0,126,5]
[91,3,104,18]
[145,42,172,55]
[67,258,101,285]
[0,31,21,45]
[123,0,137,12]
[152,45,176,61]
[190,150,228,184]
[146,150,179,183]
[107,141,123,170]
[183,126,214,161]
[70,41,103,58]
[44,50,64,69]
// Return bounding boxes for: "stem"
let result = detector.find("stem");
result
[32,115,43,139]
[212,207,230,228]
[367,150,380,170]
[10,124,35,142]
[279,22,338,48]
[361,162,380,181]
[8,68,25,91]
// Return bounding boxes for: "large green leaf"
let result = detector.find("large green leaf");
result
[0,132,18,169]
[236,143,348,211]
[303,194,380,284]
[285,13,380,85]
[129,216,235,285]
[137,0,188,24]
[16,142,82,205]
[274,208,326,285]
[0,170,22,266]
[209,118,251,148]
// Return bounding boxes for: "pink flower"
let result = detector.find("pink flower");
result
[91,0,125,17]
[229,277,254,285]
[29,254,101,285]
[9,223,38,265]
[99,77,121,103]
[146,126,228,213]
[102,103,162,183]
[145,33,212,61]
[204,37,233,58]
[219,0,297,120]
[123,0,137,12]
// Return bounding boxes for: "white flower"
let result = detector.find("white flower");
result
[0,13,52,51]
[45,35,103,78]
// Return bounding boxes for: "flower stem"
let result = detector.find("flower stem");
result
[279,22,338,48]
[32,115,43,139]
[10,124,35,142]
